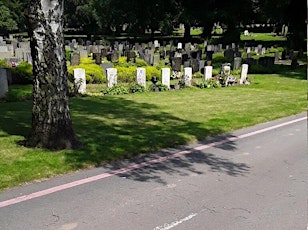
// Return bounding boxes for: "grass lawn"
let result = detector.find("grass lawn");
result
[240,33,286,42]
[0,67,307,191]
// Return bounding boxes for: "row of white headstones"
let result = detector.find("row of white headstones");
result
[73,64,249,94]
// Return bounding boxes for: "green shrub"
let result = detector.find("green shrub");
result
[0,59,10,68]
[129,83,146,93]
[213,55,230,64]
[212,69,220,76]
[101,85,130,95]
[68,58,105,84]
[117,66,137,83]
[148,83,169,92]
[11,62,33,84]
[135,58,147,67]
[145,66,161,81]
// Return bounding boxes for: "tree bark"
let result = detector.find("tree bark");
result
[26,0,81,150]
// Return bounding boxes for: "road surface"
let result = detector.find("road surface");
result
[0,113,307,230]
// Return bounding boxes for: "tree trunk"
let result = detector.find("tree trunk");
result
[26,0,81,150]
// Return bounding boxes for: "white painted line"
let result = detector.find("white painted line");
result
[0,116,306,208]
[153,213,198,230]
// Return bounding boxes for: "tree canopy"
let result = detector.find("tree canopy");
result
[0,0,305,47]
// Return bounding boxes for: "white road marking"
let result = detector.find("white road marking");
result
[153,213,198,230]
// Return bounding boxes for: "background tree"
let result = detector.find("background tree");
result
[26,0,81,150]
[0,4,18,35]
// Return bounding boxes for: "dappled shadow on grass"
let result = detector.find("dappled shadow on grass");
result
[65,96,249,183]
[275,64,307,80]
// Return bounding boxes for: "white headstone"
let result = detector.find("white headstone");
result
[247,47,251,54]
[204,66,213,80]
[240,64,249,85]
[244,30,249,36]
[0,68,8,98]
[177,43,182,49]
[161,68,170,89]
[184,67,192,86]
[136,68,146,87]
[106,68,117,87]
[73,68,86,94]
[154,40,159,48]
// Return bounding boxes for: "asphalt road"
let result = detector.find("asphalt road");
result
[0,113,307,230]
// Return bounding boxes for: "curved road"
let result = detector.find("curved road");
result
[0,113,307,230]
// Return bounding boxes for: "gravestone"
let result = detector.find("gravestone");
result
[0,46,8,52]
[199,60,206,73]
[70,53,80,66]
[224,49,234,61]
[79,50,88,59]
[100,63,113,76]
[106,68,117,87]
[95,53,102,65]
[182,53,189,63]
[274,51,279,61]
[240,64,249,85]
[172,57,182,71]
[15,48,25,61]
[0,68,8,98]
[136,68,146,87]
[73,68,86,94]
[177,43,182,50]
[206,51,214,61]
[153,53,160,66]
[233,57,242,70]
[191,59,199,73]
[161,68,170,89]
[204,66,213,80]
[183,67,192,86]
[111,50,119,63]
[258,57,274,69]
[184,61,190,68]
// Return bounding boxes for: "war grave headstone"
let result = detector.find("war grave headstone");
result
[136,68,146,87]
[106,68,117,88]
[183,67,192,86]
[73,68,86,94]
[161,68,170,89]
[240,64,249,85]
[204,66,213,80]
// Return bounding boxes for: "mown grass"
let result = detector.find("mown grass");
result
[241,33,286,42]
[0,67,306,191]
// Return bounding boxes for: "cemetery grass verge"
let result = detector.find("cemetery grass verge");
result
[0,72,306,191]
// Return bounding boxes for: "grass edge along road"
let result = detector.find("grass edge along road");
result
[0,72,306,191]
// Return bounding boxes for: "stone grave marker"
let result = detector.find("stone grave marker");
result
[106,68,117,88]
[233,57,242,70]
[79,50,88,59]
[71,53,80,66]
[0,68,8,98]
[184,61,190,68]
[15,48,25,61]
[100,63,113,76]
[274,51,279,61]
[183,67,192,86]
[191,59,199,73]
[73,68,86,94]
[161,68,170,88]
[172,57,182,71]
[177,43,182,50]
[204,66,213,80]
[199,60,205,73]
[136,68,146,87]
[111,50,119,63]
[240,64,249,85]
[224,49,234,60]
[153,53,160,66]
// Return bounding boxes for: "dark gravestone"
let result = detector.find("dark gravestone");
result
[172,57,182,71]
[101,47,108,58]
[245,58,258,66]
[182,53,189,64]
[258,57,275,69]
[106,53,112,62]
[224,49,234,61]
[70,53,80,66]
[191,51,198,59]
[206,51,214,61]
[127,51,136,63]
[94,53,102,65]
[191,59,199,73]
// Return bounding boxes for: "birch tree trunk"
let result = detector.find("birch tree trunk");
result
[27,0,81,150]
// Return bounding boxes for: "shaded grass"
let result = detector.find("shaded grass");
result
[241,33,286,42]
[0,72,306,191]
